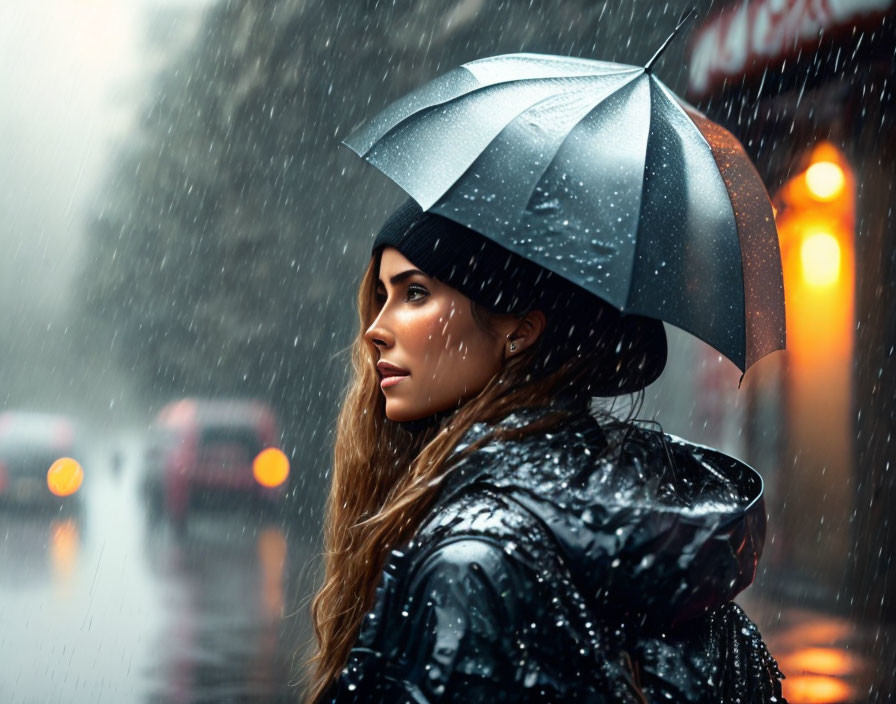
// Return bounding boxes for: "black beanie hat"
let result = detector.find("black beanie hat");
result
[372,198,667,395]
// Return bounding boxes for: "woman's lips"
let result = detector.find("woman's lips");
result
[380,374,408,388]
[377,360,409,389]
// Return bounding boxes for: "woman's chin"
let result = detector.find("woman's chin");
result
[385,401,440,423]
[385,405,421,423]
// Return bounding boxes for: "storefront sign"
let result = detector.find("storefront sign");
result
[688,0,894,96]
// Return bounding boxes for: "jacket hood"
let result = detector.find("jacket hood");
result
[435,406,766,630]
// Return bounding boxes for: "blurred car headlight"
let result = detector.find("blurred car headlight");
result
[252,448,289,488]
[47,457,84,497]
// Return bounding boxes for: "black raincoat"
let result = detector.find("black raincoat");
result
[324,405,786,703]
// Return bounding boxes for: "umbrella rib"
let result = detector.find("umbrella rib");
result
[623,78,655,314]
[653,80,713,151]
[516,71,646,223]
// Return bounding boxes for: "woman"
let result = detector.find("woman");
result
[305,198,786,703]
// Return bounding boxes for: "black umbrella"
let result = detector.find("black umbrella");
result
[343,23,785,379]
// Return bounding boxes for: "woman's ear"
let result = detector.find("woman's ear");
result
[505,310,547,356]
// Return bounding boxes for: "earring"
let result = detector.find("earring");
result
[506,333,517,354]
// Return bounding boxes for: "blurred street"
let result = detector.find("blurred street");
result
[0,424,890,703]
[0,429,315,703]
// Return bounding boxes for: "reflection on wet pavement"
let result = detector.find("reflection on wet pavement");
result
[743,600,886,704]
[49,517,81,593]
[141,516,299,703]
[3,434,892,702]
[259,528,288,621]
[0,436,315,703]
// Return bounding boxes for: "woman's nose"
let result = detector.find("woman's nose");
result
[364,316,393,349]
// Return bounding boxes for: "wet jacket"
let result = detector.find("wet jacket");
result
[325,406,786,703]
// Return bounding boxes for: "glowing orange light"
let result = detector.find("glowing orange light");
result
[800,231,841,288]
[805,161,846,201]
[46,457,84,497]
[783,674,854,703]
[778,647,860,677]
[252,448,289,488]
[50,518,80,578]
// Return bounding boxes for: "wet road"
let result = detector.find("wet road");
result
[0,431,317,703]
[1,431,888,704]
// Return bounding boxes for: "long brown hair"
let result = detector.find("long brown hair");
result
[301,252,647,703]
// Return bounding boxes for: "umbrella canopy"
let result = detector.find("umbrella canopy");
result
[343,52,785,376]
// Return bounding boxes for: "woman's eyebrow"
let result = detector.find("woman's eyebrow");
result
[377,269,427,286]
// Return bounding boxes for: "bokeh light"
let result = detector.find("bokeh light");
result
[46,457,83,497]
[805,161,846,201]
[783,674,854,704]
[252,448,290,488]
[800,231,841,288]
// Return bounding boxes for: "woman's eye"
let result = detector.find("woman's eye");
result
[406,285,428,301]
[373,284,429,307]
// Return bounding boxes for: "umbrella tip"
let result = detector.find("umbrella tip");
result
[644,7,696,74]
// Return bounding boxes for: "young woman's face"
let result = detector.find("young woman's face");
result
[364,247,510,422]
